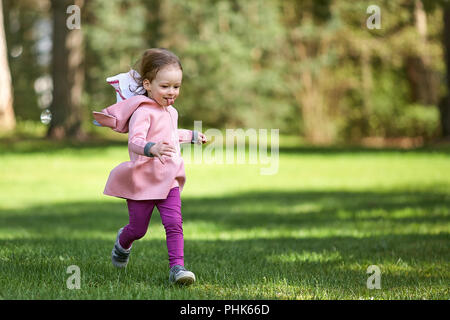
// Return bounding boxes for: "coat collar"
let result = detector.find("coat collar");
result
[93,95,160,133]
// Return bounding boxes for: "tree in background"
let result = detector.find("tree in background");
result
[83,0,148,116]
[440,1,450,138]
[47,0,85,140]
[406,0,439,106]
[281,0,341,144]
[282,0,445,144]
[2,0,449,144]
[153,0,289,130]
[3,0,52,124]
[0,0,15,132]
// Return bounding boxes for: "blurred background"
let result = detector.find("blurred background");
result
[0,0,449,300]
[0,0,449,147]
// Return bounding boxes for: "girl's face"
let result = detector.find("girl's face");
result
[143,64,182,107]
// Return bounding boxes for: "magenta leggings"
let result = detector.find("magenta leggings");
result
[119,187,184,268]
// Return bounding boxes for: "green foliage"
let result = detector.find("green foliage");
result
[366,69,440,139]
[369,68,413,137]
[157,0,289,129]
[3,0,49,121]
[83,0,148,112]
[339,68,441,140]
[3,0,449,142]
[396,104,441,139]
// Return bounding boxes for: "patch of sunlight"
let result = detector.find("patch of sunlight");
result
[183,227,282,240]
[337,207,449,221]
[343,261,418,275]
[183,225,372,240]
[387,223,450,235]
[293,228,367,238]
[266,250,342,264]
[183,222,223,234]
[389,207,449,219]
[183,226,366,240]
[59,230,121,241]
[277,203,321,214]
[0,228,32,240]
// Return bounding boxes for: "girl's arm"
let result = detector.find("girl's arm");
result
[171,107,204,144]
[128,108,156,157]
[178,129,207,144]
[178,129,199,144]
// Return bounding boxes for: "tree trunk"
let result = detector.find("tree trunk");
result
[360,42,373,121]
[282,1,335,144]
[440,4,450,138]
[405,0,438,106]
[294,41,334,144]
[47,0,86,140]
[0,0,16,132]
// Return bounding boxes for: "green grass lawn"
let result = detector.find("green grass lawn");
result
[0,136,449,299]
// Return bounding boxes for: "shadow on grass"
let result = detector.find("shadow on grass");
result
[1,190,448,233]
[0,190,448,298]
[1,136,450,155]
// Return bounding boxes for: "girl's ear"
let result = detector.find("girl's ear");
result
[142,79,151,91]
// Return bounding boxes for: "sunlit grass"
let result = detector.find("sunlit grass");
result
[0,137,449,299]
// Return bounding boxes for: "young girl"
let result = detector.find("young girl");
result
[93,48,207,285]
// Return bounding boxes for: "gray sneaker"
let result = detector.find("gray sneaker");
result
[111,228,132,268]
[169,265,196,285]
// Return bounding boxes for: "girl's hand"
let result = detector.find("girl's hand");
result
[197,132,207,144]
[149,142,176,164]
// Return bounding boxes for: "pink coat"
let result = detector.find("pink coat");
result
[93,95,194,200]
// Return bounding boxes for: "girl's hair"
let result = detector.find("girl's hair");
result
[130,48,183,96]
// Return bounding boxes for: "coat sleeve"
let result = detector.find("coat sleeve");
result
[169,106,198,144]
[128,108,155,157]
[178,129,195,144]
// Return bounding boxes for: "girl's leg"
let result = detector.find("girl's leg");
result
[156,187,184,268]
[119,199,156,249]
